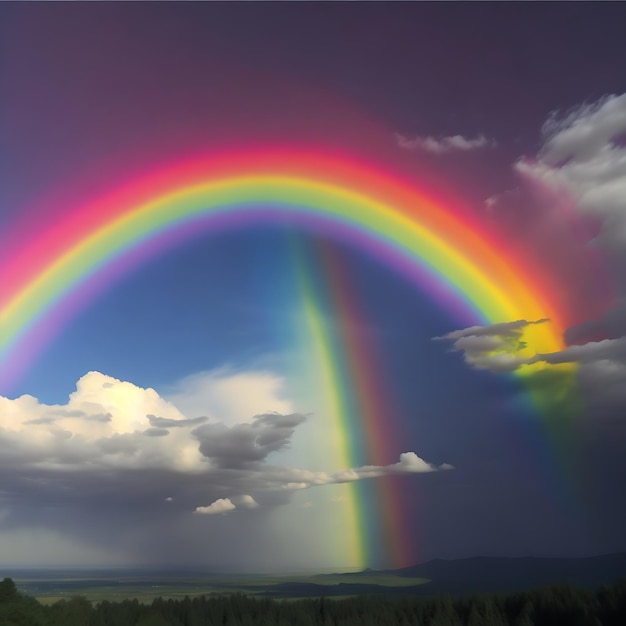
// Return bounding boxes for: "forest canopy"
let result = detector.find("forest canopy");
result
[1,576,626,625]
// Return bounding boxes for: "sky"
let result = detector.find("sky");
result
[1,2,626,573]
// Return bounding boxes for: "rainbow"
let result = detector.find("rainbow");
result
[0,151,569,385]
[295,238,416,569]
[0,150,574,568]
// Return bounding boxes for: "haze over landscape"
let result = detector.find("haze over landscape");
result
[1,2,626,580]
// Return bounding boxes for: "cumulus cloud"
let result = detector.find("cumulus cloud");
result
[516,93,626,272]
[395,132,496,154]
[0,371,448,529]
[0,371,205,472]
[195,498,236,515]
[334,451,453,480]
[237,495,259,509]
[537,95,626,165]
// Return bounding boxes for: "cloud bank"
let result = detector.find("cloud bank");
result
[0,370,449,527]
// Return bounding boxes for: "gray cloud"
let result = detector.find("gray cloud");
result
[511,93,626,420]
[193,412,307,469]
[516,94,626,284]
[434,318,626,442]
[566,299,626,344]
[147,414,208,428]
[23,417,56,425]
[437,319,626,402]
[538,337,626,365]
[46,409,87,418]
[438,95,626,426]
[24,410,111,425]
[434,319,550,372]
[395,132,496,154]
[534,337,626,419]
[437,319,550,341]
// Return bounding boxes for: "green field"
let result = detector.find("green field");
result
[14,571,429,604]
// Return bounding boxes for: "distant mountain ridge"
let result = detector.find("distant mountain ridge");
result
[265,553,626,598]
[379,552,626,595]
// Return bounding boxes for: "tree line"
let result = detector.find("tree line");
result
[1,575,625,625]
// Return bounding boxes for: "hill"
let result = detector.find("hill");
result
[380,553,626,595]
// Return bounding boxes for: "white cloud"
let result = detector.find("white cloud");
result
[516,93,626,256]
[395,132,496,154]
[163,368,294,426]
[237,495,259,509]
[398,451,453,472]
[244,451,451,493]
[195,498,236,515]
[0,370,205,472]
[539,94,626,164]
[0,371,449,522]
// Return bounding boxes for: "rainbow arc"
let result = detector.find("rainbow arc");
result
[0,150,576,568]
